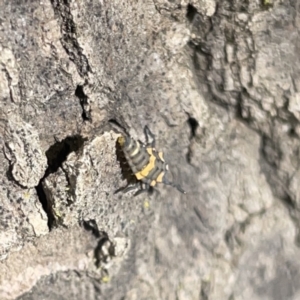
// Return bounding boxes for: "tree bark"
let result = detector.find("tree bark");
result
[1,0,300,299]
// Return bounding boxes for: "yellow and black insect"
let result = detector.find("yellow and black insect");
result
[112,122,186,196]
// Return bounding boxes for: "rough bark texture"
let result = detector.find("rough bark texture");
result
[1,0,300,299]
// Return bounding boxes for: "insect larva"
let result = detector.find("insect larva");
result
[112,122,186,195]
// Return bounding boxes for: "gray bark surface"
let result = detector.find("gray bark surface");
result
[1,0,300,299]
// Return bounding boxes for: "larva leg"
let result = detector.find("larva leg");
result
[114,182,139,194]
[144,126,155,148]
[163,179,186,194]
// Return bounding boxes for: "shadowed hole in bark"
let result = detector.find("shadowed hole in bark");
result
[75,85,91,121]
[186,114,199,163]
[5,164,16,185]
[82,219,101,238]
[36,135,86,230]
[45,135,86,174]
[35,183,56,231]
[187,116,199,138]
[186,4,197,23]
[288,127,298,138]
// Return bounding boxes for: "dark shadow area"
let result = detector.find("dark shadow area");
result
[46,135,86,174]
[186,113,199,164]
[75,85,91,121]
[186,4,198,23]
[82,219,101,238]
[35,183,56,230]
[36,135,86,230]
[187,115,199,138]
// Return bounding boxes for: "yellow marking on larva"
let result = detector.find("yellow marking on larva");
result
[135,172,144,180]
[117,136,125,147]
[129,141,140,157]
[158,151,165,162]
[156,171,165,183]
[135,148,156,180]
[146,148,153,155]
[150,180,156,187]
